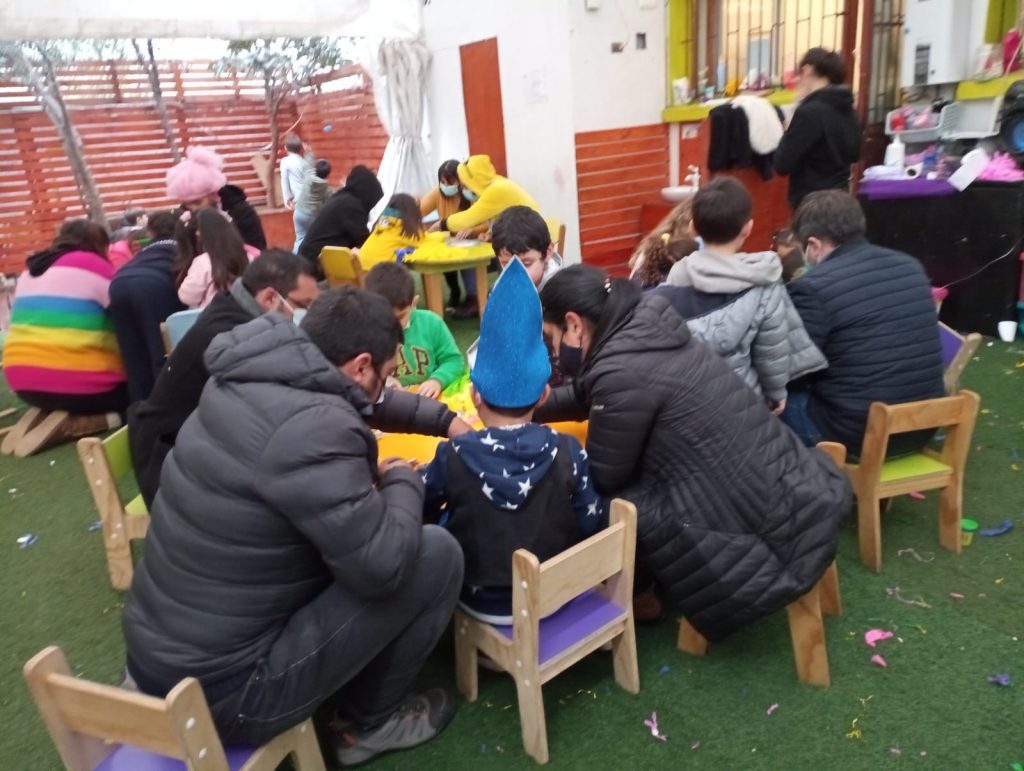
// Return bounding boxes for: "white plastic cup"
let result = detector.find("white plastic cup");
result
[998,320,1017,342]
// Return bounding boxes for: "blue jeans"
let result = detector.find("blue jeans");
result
[293,209,314,253]
[780,389,823,447]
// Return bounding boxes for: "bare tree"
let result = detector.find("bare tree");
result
[214,38,345,207]
[133,39,181,162]
[0,42,106,224]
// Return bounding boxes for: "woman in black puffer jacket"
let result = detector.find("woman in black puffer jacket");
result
[536,265,851,642]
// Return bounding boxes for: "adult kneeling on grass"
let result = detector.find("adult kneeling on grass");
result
[122,287,469,767]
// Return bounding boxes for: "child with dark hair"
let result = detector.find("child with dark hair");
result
[661,178,825,414]
[422,258,605,623]
[364,262,466,399]
[490,205,561,290]
[420,159,483,312]
[357,193,426,269]
[632,234,700,289]
[293,160,333,252]
[176,207,258,309]
[108,227,148,271]
[771,228,808,283]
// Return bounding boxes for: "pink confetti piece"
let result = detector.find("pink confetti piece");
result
[766,703,779,715]
[643,711,668,742]
[949,592,965,600]
[909,491,926,500]
[871,654,887,668]
[865,629,894,647]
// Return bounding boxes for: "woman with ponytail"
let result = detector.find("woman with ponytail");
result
[536,264,851,642]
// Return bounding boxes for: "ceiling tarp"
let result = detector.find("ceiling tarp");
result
[0,0,421,40]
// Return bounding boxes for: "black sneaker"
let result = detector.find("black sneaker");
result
[328,689,456,767]
[452,297,479,320]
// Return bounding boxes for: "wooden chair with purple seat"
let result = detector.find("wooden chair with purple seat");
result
[676,442,847,688]
[23,646,325,771]
[453,498,640,764]
[847,390,980,572]
[938,322,981,395]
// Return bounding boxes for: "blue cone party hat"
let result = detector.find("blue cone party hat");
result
[471,257,551,408]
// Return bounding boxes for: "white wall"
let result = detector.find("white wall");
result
[567,0,667,133]
[423,0,582,261]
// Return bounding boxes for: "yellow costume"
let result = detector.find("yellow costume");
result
[445,155,541,233]
[358,216,423,269]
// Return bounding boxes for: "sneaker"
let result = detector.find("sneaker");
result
[633,587,664,625]
[1,407,43,455]
[14,411,120,457]
[328,689,456,767]
[451,297,479,320]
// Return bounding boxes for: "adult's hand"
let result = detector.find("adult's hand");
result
[448,416,473,438]
[771,399,787,416]
[417,379,443,399]
[379,456,415,476]
[455,229,475,240]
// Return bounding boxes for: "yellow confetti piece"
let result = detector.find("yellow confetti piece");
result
[1016,361,1024,368]
[1012,464,1021,472]
[996,577,1007,585]
[981,408,991,414]
[915,625,928,635]
[846,718,862,740]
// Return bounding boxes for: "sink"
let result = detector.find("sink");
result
[661,185,697,203]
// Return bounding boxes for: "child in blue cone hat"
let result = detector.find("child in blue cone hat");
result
[421,258,607,623]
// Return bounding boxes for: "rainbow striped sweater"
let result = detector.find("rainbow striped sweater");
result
[3,250,125,396]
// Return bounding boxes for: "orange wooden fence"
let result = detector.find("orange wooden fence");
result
[575,123,670,273]
[0,61,388,274]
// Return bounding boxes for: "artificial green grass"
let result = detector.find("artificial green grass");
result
[2,335,1023,769]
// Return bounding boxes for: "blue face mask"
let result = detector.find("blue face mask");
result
[462,187,479,202]
[440,183,460,197]
[292,308,307,327]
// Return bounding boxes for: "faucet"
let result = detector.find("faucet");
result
[684,165,701,189]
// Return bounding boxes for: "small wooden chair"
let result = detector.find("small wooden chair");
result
[161,309,203,355]
[454,499,640,764]
[544,217,567,255]
[77,427,150,591]
[847,390,980,572]
[320,246,365,287]
[938,322,981,394]
[677,442,846,688]
[24,646,325,771]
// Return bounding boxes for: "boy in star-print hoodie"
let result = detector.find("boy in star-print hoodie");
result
[421,258,606,624]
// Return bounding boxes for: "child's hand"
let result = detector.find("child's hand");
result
[417,379,443,399]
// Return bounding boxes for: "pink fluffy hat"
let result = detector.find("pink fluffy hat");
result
[166,146,228,203]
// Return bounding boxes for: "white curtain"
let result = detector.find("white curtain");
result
[363,37,434,223]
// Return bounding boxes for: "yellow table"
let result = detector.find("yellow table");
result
[403,237,495,318]
[378,421,589,465]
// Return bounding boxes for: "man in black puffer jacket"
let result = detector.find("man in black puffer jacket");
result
[123,288,467,766]
[298,164,383,269]
[536,268,851,642]
[774,48,861,209]
[785,191,945,457]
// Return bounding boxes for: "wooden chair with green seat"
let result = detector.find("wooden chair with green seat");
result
[77,427,150,590]
[847,390,981,573]
[320,246,365,287]
[938,322,981,395]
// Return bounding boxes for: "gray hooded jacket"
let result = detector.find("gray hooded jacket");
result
[663,250,826,402]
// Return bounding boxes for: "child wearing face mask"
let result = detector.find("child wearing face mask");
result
[363,262,466,400]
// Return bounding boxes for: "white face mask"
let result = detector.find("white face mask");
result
[276,292,306,326]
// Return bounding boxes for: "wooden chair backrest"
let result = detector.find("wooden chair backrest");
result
[857,390,981,483]
[77,429,131,517]
[321,246,365,287]
[544,217,567,255]
[23,646,228,771]
[938,323,981,394]
[512,498,637,639]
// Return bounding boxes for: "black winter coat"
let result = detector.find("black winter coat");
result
[128,287,258,507]
[535,293,851,642]
[123,314,457,693]
[298,165,383,264]
[774,86,861,208]
[787,238,945,457]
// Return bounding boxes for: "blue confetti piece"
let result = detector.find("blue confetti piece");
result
[17,533,38,549]
[323,124,333,132]
[88,520,103,532]
[658,664,671,676]
[987,672,1011,687]
[480,744,487,754]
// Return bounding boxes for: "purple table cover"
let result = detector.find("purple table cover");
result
[859,178,958,200]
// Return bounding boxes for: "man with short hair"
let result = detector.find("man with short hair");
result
[123,287,467,767]
[774,47,861,209]
[784,191,944,456]
[128,248,319,506]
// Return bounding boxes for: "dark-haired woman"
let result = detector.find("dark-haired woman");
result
[177,207,258,309]
[535,264,851,642]
[2,220,127,456]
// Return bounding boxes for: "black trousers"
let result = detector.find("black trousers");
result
[209,525,464,745]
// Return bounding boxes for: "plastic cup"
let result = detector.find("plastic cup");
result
[998,321,1017,342]
[961,518,979,547]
